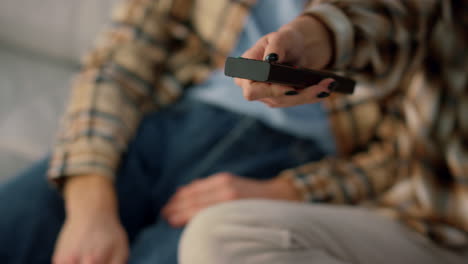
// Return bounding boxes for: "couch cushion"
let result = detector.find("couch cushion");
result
[0,45,78,180]
[0,0,120,64]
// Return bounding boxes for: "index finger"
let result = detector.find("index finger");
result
[241,37,267,60]
[243,81,294,101]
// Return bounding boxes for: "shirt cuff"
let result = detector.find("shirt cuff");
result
[279,170,318,203]
[303,3,355,69]
[47,141,119,189]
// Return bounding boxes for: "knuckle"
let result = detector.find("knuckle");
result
[191,197,201,208]
[275,34,287,44]
[63,255,78,264]
[191,180,203,189]
[243,89,256,101]
[218,173,234,184]
[179,187,194,197]
[88,255,101,264]
[184,199,195,209]
[268,32,281,42]
[261,100,276,108]
[261,34,272,42]
[52,256,62,264]
[224,189,240,200]
[307,90,319,100]
[273,88,285,98]
[266,32,286,51]
[268,101,281,108]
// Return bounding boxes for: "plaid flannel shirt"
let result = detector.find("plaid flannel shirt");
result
[48,0,468,248]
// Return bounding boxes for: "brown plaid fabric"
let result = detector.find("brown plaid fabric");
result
[48,0,468,248]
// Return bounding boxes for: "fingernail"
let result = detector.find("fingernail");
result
[328,81,337,92]
[265,53,279,62]
[285,90,298,96]
[317,92,330,98]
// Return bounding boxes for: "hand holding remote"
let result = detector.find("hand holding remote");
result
[226,57,355,94]
[234,15,337,107]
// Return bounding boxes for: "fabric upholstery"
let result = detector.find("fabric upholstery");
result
[0,46,76,179]
[0,0,120,63]
[0,0,118,180]
[0,0,120,180]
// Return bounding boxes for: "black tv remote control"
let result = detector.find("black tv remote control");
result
[224,57,355,94]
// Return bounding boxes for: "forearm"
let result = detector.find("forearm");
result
[278,142,399,204]
[54,174,129,264]
[63,174,119,219]
[48,0,170,185]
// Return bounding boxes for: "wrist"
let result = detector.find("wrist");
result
[64,174,119,219]
[266,176,302,201]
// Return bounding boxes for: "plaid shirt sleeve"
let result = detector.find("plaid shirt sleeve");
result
[305,0,436,89]
[48,0,177,186]
[281,0,439,203]
[279,142,400,203]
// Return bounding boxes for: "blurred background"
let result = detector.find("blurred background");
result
[0,0,120,182]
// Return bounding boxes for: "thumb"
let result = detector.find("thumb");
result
[263,32,289,64]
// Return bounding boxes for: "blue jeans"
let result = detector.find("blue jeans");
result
[0,99,325,264]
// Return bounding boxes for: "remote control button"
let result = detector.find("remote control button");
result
[265,53,279,62]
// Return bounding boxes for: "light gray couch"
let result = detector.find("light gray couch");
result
[0,0,120,181]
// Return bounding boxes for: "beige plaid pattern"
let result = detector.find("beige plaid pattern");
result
[49,0,467,248]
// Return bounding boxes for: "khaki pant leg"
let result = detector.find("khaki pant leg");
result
[179,200,468,264]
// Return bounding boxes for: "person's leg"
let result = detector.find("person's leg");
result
[0,98,325,264]
[0,100,200,263]
[0,159,64,264]
[0,150,159,264]
[180,200,468,264]
[127,100,326,263]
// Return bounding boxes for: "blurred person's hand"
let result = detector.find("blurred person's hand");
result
[235,15,336,107]
[53,175,129,264]
[161,172,300,227]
